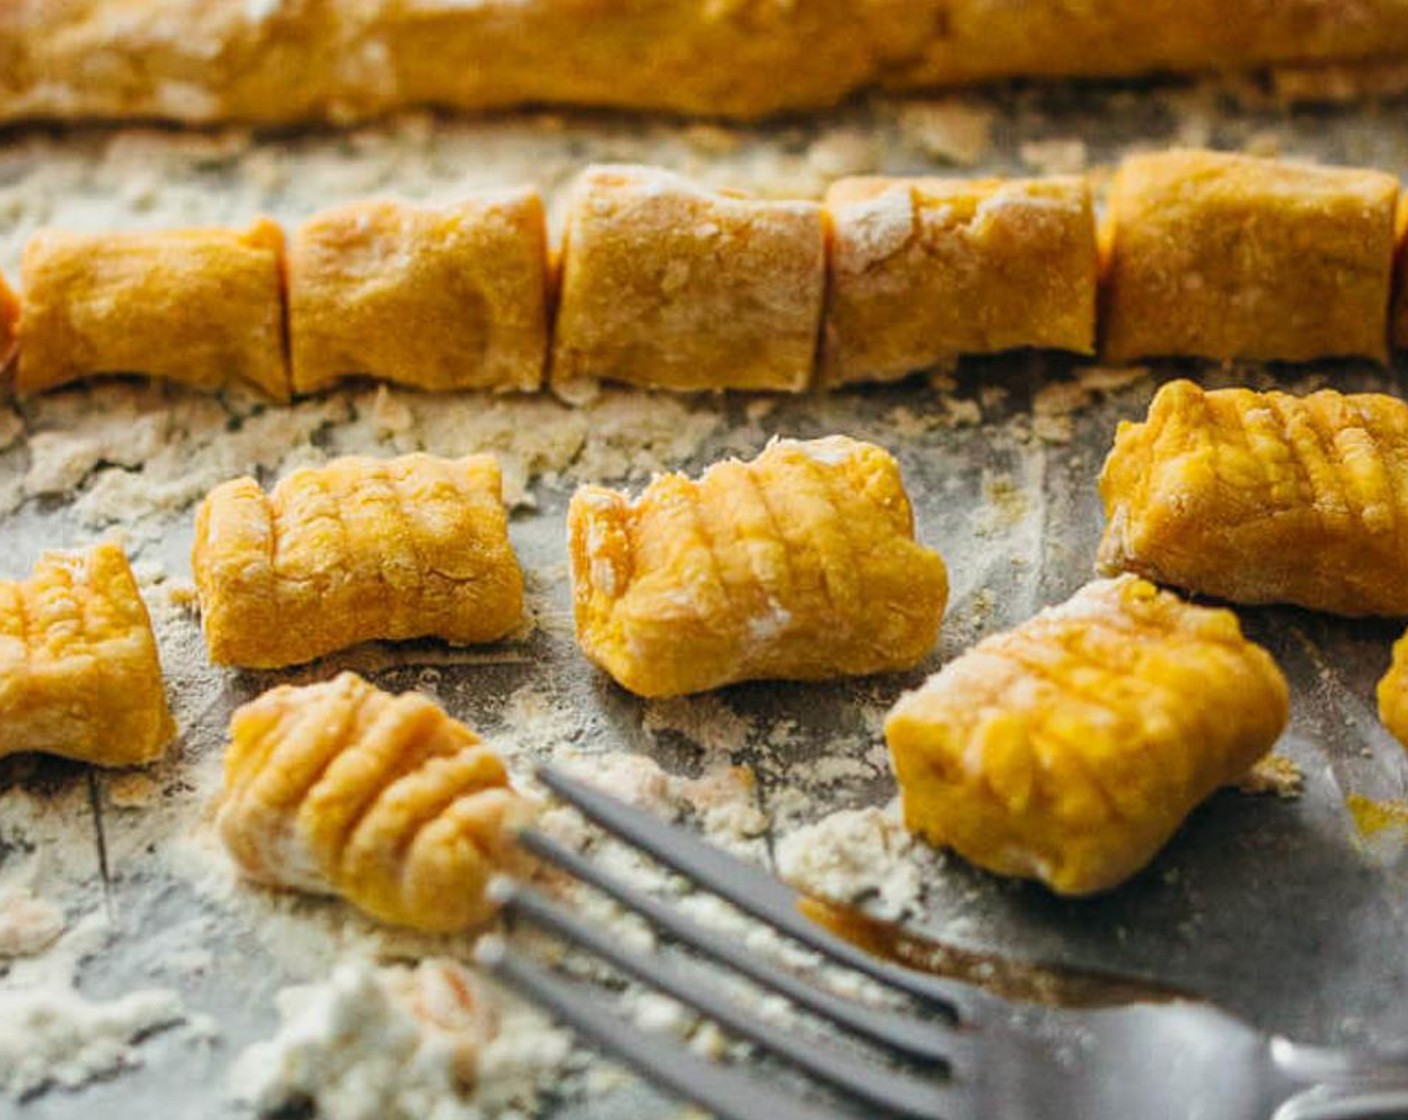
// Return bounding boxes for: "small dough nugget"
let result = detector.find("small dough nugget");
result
[0,543,174,766]
[822,176,1097,385]
[551,165,826,397]
[1380,631,1408,751]
[886,576,1288,895]
[218,672,534,932]
[0,268,16,369]
[18,220,290,398]
[1099,380,1408,617]
[569,436,948,698]
[193,453,523,669]
[288,189,550,394]
[1102,150,1398,364]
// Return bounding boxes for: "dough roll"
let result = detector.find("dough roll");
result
[569,435,949,697]
[0,542,174,767]
[17,220,291,399]
[192,453,524,668]
[6,3,1408,125]
[288,189,550,394]
[219,672,535,933]
[1098,380,1408,617]
[885,575,1288,895]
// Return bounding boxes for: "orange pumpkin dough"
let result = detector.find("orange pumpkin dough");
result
[886,576,1288,895]
[193,454,523,669]
[0,543,174,767]
[218,672,534,933]
[17,219,290,399]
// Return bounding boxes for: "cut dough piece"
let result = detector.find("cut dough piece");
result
[288,189,550,394]
[17,220,290,399]
[569,436,948,698]
[885,575,1288,896]
[218,672,534,933]
[192,453,523,669]
[1101,149,1398,364]
[822,175,1097,385]
[0,267,16,370]
[550,165,826,398]
[0,542,174,767]
[1098,380,1408,617]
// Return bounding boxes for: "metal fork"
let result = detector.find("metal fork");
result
[475,765,1408,1120]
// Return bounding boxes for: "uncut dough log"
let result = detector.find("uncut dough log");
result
[6,3,1408,125]
[0,542,174,767]
[885,576,1289,895]
[551,165,826,397]
[822,175,1097,386]
[1098,380,1408,617]
[288,189,550,394]
[569,435,949,698]
[192,453,524,669]
[893,2,1408,91]
[1101,150,1399,364]
[218,672,534,933]
[17,220,290,399]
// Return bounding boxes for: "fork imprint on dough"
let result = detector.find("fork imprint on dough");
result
[568,435,949,697]
[885,575,1289,895]
[192,453,524,668]
[0,542,174,767]
[218,672,534,933]
[1098,380,1408,617]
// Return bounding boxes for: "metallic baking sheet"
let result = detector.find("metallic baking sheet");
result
[5,82,1408,1118]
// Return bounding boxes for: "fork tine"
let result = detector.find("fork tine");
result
[495,878,960,1120]
[537,764,973,1019]
[1275,1089,1408,1120]
[476,935,863,1120]
[517,825,958,1065]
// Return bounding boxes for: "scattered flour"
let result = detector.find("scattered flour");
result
[0,984,185,1098]
[230,958,560,1120]
[896,98,996,166]
[775,803,924,921]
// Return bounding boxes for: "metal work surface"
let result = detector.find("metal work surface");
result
[4,82,1408,1118]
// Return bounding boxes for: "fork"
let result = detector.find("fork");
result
[475,765,1408,1120]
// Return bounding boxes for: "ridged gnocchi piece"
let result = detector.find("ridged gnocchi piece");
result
[192,454,523,669]
[1098,379,1408,617]
[822,175,1097,386]
[569,436,948,698]
[885,576,1288,895]
[288,189,550,394]
[550,164,826,398]
[1101,150,1398,364]
[0,267,16,370]
[0,543,174,767]
[218,672,533,932]
[17,220,290,399]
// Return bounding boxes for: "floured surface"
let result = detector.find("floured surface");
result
[5,85,1408,1119]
